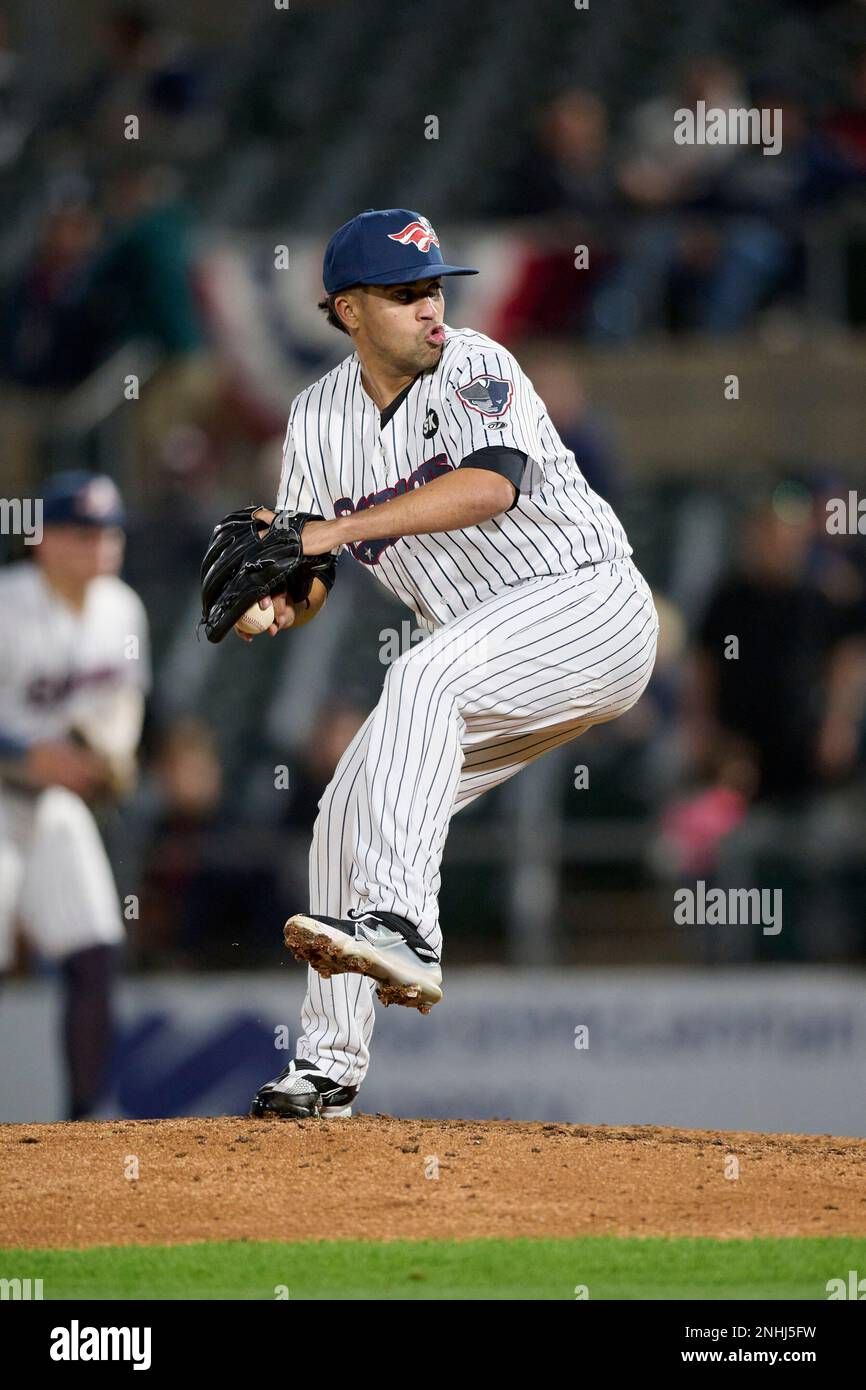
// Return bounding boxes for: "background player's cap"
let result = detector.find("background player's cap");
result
[323,208,478,293]
[42,471,127,529]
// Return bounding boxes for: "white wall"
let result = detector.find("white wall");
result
[1,968,863,1135]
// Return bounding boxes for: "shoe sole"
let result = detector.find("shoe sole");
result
[249,1102,352,1120]
[284,914,443,1012]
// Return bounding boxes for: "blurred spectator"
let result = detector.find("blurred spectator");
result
[807,473,866,604]
[96,162,205,357]
[689,495,866,800]
[0,5,30,168]
[488,59,866,343]
[122,426,217,650]
[93,162,221,479]
[673,493,866,957]
[137,718,281,967]
[48,5,219,162]
[702,79,865,331]
[591,57,747,340]
[493,88,619,226]
[0,198,107,389]
[510,348,624,508]
[824,48,866,171]
[281,700,368,835]
[488,89,621,339]
[619,57,748,212]
[0,162,209,397]
[600,64,864,338]
[135,702,368,966]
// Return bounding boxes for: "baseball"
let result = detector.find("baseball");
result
[235,599,275,635]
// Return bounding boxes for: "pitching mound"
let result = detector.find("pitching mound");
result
[2,1115,864,1249]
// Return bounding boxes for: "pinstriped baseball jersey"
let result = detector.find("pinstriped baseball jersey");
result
[0,564,150,748]
[0,563,150,967]
[276,326,631,631]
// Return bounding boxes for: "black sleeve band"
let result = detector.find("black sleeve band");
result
[458,446,528,511]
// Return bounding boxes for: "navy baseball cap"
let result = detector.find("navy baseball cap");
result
[42,471,126,528]
[323,208,478,294]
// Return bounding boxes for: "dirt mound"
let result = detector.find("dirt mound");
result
[2,1115,864,1248]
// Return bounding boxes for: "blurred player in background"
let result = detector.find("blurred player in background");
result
[0,472,149,1118]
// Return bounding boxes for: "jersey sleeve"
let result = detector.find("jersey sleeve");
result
[276,404,347,560]
[124,589,152,695]
[0,604,28,756]
[457,446,526,511]
[441,341,543,466]
[275,409,319,515]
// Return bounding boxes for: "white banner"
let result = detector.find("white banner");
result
[0,968,863,1134]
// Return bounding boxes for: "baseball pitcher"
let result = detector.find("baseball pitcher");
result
[200,209,658,1120]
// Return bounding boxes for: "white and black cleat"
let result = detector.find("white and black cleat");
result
[250,1059,358,1119]
[283,909,443,1013]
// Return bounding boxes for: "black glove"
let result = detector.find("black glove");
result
[199,506,338,644]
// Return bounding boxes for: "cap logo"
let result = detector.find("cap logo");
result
[76,478,121,519]
[387,216,439,253]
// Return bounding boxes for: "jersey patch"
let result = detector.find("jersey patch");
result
[456,375,513,418]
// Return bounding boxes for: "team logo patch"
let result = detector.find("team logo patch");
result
[456,374,513,418]
[76,477,121,520]
[387,216,439,253]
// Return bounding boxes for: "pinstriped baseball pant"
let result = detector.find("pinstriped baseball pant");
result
[296,557,658,1088]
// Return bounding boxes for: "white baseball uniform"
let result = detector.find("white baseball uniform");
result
[0,562,150,969]
[277,326,658,1087]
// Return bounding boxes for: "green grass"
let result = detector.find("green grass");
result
[2,1236,864,1300]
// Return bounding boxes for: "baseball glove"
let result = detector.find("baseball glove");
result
[200,506,337,644]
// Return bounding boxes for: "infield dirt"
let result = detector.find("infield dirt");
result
[2,1116,864,1249]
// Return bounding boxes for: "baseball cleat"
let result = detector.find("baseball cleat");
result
[249,1058,358,1119]
[283,909,443,1012]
